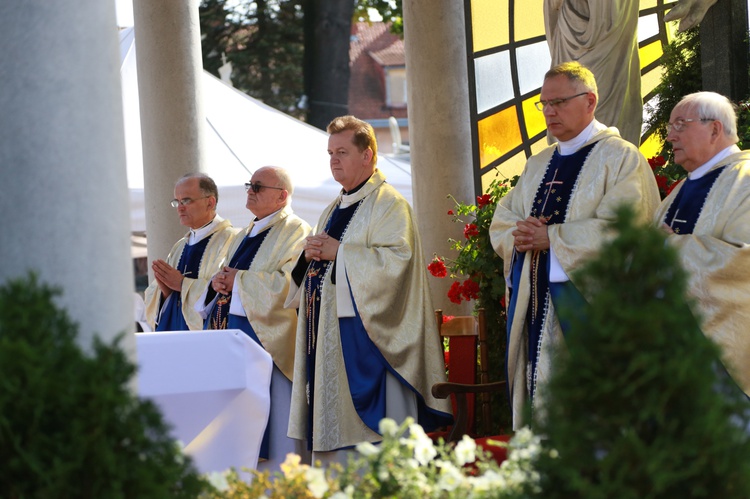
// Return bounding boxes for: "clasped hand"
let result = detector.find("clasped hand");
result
[211,267,238,295]
[304,232,340,262]
[152,259,184,297]
[512,216,550,253]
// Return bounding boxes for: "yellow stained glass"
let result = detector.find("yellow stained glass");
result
[639,40,663,69]
[641,66,664,98]
[522,95,546,138]
[640,132,664,160]
[478,106,522,168]
[484,151,526,191]
[472,0,509,52]
[514,0,545,40]
[639,0,657,8]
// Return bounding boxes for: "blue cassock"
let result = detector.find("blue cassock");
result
[156,236,212,331]
[204,229,272,458]
[663,167,726,234]
[304,202,452,450]
[507,144,594,402]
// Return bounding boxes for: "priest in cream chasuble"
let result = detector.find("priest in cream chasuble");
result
[195,167,311,468]
[490,63,660,428]
[144,173,235,331]
[287,116,452,455]
[654,92,750,398]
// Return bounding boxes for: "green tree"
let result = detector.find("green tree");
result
[532,207,750,498]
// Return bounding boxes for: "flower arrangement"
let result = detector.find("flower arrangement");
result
[648,154,684,199]
[203,418,549,498]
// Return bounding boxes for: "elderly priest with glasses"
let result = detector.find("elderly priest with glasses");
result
[194,166,312,470]
[490,61,660,429]
[654,91,750,399]
[144,173,236,331]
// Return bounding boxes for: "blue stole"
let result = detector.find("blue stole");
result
[206,230,270,330]
[663,167,726,234]
[156,236,212,331]
[304,202,360,449]
[508,143,594,401]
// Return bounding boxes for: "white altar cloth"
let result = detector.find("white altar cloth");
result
[135,329,272,474]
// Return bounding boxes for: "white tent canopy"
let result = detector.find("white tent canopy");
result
[120,27,412,233]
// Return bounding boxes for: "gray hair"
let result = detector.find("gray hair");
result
[177,173,219,204]
[675,91,738,143]
[545,61,599,101]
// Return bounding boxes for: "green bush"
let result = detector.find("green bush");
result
[0,273,210,498]
[533,207,750,498]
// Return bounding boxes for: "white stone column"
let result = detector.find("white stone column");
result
[132,0,207,268]
[403,0,475,315]
[0,1,135,352]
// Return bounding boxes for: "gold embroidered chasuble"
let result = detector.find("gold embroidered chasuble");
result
[654,151,750,396]
[288,169,451,452]
[229,206,311,380]
[490,128,661,427]
[144,219,236,331]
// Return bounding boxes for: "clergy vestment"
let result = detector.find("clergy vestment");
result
[654,149,750,397]
[490,125,660,428]
[144,217,235,331]
[287,169,452,453]
[198,205,311,468]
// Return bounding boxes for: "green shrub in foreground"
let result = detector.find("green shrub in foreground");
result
[0,273,210,498]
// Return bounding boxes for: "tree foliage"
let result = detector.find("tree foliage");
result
[533,207,750,498]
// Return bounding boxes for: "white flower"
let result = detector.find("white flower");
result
[437,461,465,492]
[454,434,477,466]
[356,441,380,457]
[379,417,400,437]
[305,467,329,498]
[406,422,437,466]
[205,470,229,492]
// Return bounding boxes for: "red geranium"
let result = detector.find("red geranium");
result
[461,278,480,301]
[447,209,454,215]
[476,194,492,208]
[442,314,455,323]
[463,223,479,239]
[655,174,668,192]
[427,257,448,278]
[448,281,463,304]
[648,155,666,170]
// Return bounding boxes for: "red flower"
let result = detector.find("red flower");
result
[655,174,668,192]
[500,296,506,309]
[442,314,455,323]
[476,194,492,208]
[648,155,666,170]
[427,257,448,278]
[447,209,454,215]
[448,281,463,304]
[667,179,683,196]
[463,223,479,239]
[460,278,480,301]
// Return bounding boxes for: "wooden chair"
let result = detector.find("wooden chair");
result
[432,308,508,443]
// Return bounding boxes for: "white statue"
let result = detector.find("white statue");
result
[544,0,718,146]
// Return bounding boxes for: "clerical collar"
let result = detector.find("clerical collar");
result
[249,208,282,237]
[688,144,740,180]
[557,119,607,156]
[343,176,371,195]
[188,215,223,245]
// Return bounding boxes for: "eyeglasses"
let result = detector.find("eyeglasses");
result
[245,182,285,194]
[170,196,210,208]
[666,118,716,134]
[534,92,589,111]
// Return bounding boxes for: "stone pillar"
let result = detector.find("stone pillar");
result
[700,0,749,101]
[403,0,475,315]
[0,1,134,352]
[132,0,207,269]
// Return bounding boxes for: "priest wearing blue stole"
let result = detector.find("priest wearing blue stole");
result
[654,91,750,398]
[144,173,235,331]
[490,62,660,428]
[286,115,452,461]
[195,166,311,470]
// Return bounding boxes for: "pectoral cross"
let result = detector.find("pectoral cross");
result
[670,209,687,233]
[538,169,563,218]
